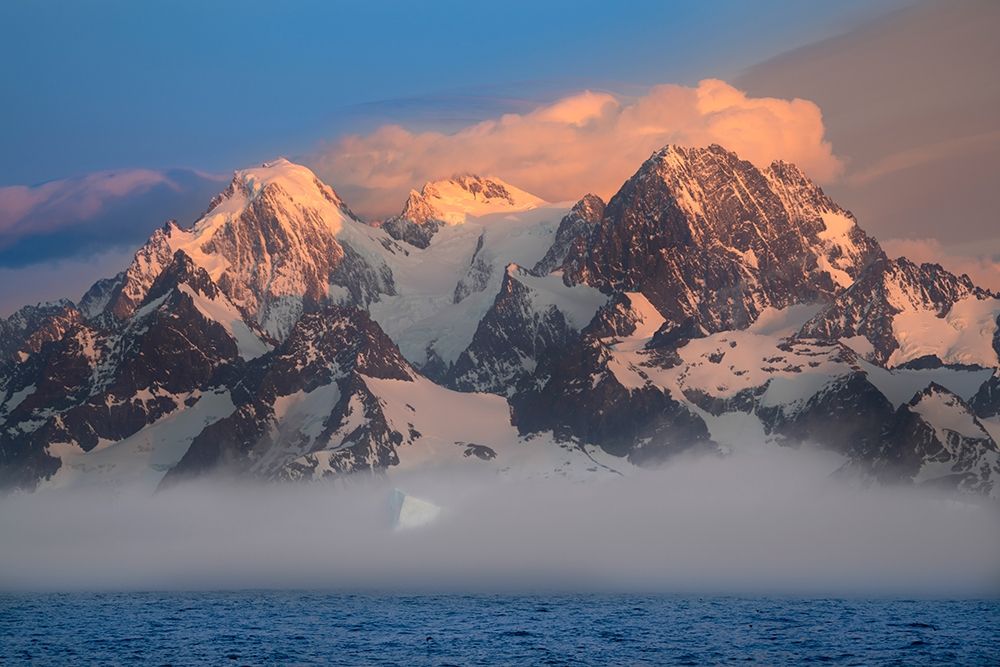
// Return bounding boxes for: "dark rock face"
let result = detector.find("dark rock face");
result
[0,300,82,363]
[896,355,947,370]
[450,175,518,203]
[510,294,712,464]
[533,194,605,275]
[77,272,125,320]
[461,443,497,460]
[860,384,1000,496]
[562,145,881,333]
[162,306,414,485]
[757,371,895,458]
[380,186,448,248]
[381,217,442,249]
[0,325,100,490]
[448,265,587,395]
[0,251,269,490]
[648,317,705,350]
[510,333,712,465]
[800,256,993,366]
[970,371,1000,418]
[683,386,760,417]
[584,292,651,339]
[114,251,258,396]
[452,233,491,304]
[995,313,1000,360]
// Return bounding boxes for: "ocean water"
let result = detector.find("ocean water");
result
[0,593,997,666]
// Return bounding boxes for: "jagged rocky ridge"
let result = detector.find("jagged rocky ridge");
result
[0,250,273,490]
[532,193,605,275]
[2,144,1000,497]
[161,305,415,486]
[0,300,83,363]
[799,255,999,366]
[562,145,882,332]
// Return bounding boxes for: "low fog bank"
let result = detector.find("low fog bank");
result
[1,446,998,596]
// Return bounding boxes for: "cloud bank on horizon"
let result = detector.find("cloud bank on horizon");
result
[0,168,223,265]
[310,79,842,220]
[0,170,224,316]
[3,446,998,595]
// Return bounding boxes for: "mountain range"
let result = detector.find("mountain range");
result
[2,145,998,497]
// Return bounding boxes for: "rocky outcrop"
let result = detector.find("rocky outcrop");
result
[757,371,895,458]
[562,145,881,332]
[447,265,602,395]
[533,194,605,275]
[799,256,998,366]
[859,384,1000,497]
[162,305,414,485]
[970,371,1000,418]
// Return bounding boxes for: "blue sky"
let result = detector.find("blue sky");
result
[0,0,905,186]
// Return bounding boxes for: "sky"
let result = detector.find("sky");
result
[0,0,897,185]
[737,0,1000,287]
[6,0,1000,315]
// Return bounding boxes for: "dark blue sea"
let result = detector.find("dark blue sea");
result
[1,593,997,665]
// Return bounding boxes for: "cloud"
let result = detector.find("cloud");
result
[0,247,138,317]
[0,170,166,236]
[0,168,224,268]
[847,130,1000,187]
[308,79,843,220]
[1,445,998,595]
[882,237,1000,292]
[736,1,1000,245]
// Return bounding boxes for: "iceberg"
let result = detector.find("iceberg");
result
[390,488,442,530]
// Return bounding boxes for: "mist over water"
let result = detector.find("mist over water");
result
[2,445,999,596]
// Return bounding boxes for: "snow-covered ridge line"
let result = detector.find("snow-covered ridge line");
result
[92,159,399,340]
[396,174,546,227]
[2,144,999,498]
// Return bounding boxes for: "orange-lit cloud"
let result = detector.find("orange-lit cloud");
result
[310,79,843,219]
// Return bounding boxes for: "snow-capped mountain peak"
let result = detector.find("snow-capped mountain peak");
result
[400,174,546,226]
[561,143,882,332]
[381,174,548,248]
[204,158,354,225]
[100,159,395,339]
